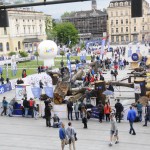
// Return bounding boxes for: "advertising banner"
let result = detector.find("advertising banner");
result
[0,83,12,94]
[15,85,26,100]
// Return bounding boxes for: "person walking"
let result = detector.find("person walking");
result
[104,102,111,122]
[114,69,118,81]
[66,122,76,150]
[81,106,88,129]
[74,101,79,120]
[143,102,150,126]
[127,106,136,135]
[115,99,124,123]
[136,101,143,122]
[109,113,119,146]
[1,97,8,116]
[98,101,104,123]
[23,97,29,117]
[67,100,73,120]
[9,98,16,117]
[59,122,67,150]
[29,98,35,118]
[45,103,52,127]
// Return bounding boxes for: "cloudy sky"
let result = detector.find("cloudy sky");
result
[34,0,150,19]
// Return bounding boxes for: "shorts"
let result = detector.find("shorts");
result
[110,130,118,136]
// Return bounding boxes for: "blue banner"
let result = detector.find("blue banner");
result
[91,107,99,119]
[31,87,41,99]
[0,83,12,94]
[44,87,54,98]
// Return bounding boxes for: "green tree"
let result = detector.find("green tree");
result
[8,52,16,56]
[19,51,28,57]
[54,22,79,47]
[61,11,75,18]
[34,51,39,65]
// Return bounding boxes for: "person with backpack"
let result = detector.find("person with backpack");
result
[1,97,8,116]
[98,101,104,123]
[104,102,111,122]
[115,99,124,123]
[67,100,73,120]
[114,69,118,81]
[143,102,150,127]
[136,101,143,122]
[66,122,77,150]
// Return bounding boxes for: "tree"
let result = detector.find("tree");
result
[61,11,75,18]
[54,22,79,47]
[34,51,39,65]
[19,51,28,57]
[8,52,16,56]
[60,50,65,67]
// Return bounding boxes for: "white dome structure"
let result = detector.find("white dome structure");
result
[38,40,58,67]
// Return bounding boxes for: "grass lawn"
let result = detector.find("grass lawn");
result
[2,55,91,80]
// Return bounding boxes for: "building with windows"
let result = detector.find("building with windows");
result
[107,0,150,44]
[0,8,51,55]
[62,0,107,41]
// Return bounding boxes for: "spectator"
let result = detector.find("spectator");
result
[53,114,60,128]
[143,102,150,126]
[115,99,124,123]
[81,106,88,129]
[59,122,66,150]
[74,101,79,120]
[109,113,119,146]
[67,100,73,120]
[23,97,29,117]
[104,102,111,122]
[66,122,76,150]
[38,66,41,74]
[9,98,16,117]
[45,103,52,127]
[22,69,27,78]
[127,106,136,135]
[114,69,118,81]
[29,98,35,118]
[136,101,143,122]
[1,97,8,116]
[98,101,104,123]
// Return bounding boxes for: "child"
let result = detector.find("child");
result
[109,113,119,146]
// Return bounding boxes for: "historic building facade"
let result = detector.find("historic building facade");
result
[0,8,51,55]
[62,0,107,41]
[107,0,150,44]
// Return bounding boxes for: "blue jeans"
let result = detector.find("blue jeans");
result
[12,70,17,76]
[138,111,142,121]
[25,108,29,117]
[129,121,135,134]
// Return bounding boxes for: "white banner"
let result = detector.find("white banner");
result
[134,84,141,94]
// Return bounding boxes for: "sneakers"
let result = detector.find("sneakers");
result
[115,141,119,144]
[132,133,136,135]
[143,124,147,127]
[109,143,113,146]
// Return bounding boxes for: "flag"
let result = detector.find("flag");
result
[44,87,53,98]
[128,48,132,57]
[31,87,41,99]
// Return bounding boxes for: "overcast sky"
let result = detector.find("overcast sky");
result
[34,0,150,19]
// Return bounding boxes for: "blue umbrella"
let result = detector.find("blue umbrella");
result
[103,90,114,96]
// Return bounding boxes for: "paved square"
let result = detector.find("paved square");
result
[0,116,150,150]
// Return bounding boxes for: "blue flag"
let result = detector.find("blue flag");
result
[31,87,41,99]
[44,87,53,98]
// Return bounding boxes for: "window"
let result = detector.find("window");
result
[28,19,29,22]
[16,19,18,22]
[33,26,34,33]
[116,28,118,33]
[121,20,123,24]
[143,26,144,30]
[125,11,128,15]
[120,2,123,6]
[111,36,114,42]
[116,11,118,16]
[126,35,129,41]
[116,36,119,42]
[111,12,113,17]
[134,19,136,24]
[134,27,136,32]
[111,20,113,25]
[23,19,25,22]
[126,19,128,24]
[121,27,123,32]
[111,28,114,33]
[0,43,3,52]
[16,26,19,34]
[40,25,42,34]
[143,18,144,22]
[6,42,9,51]
[18,41,21,50]
[116,20,118,24]
[126,27,128,32]
[4,27,7,35]
[121,11,123,16]
[121,36,124,41]
[32,20,34,22]
[28,26,30,34]
[24,26,26,34]
[115,2,118,7]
